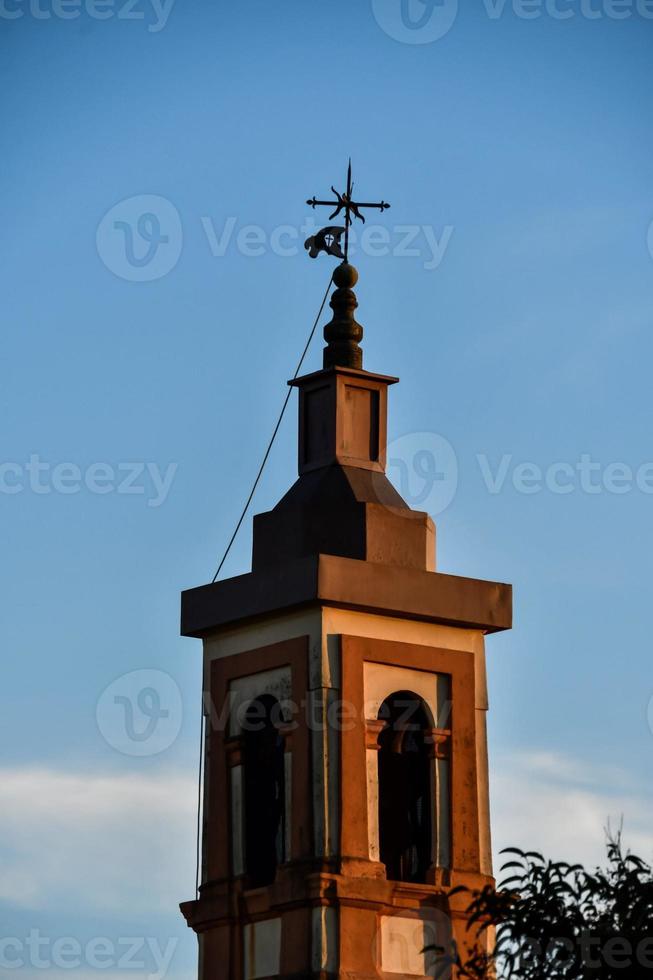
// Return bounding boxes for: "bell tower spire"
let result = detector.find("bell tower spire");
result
[179,168,513,980]
[305,160,390,372]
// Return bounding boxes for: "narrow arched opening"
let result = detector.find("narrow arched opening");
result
[242,694,286,888]
[377,691,432,884]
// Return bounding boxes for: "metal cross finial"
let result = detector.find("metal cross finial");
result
[306,159,390,261]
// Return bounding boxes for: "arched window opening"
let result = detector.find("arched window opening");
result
[242,694,286,888]
[377,691,432,884]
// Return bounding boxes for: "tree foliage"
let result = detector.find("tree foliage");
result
[432,835,653,979]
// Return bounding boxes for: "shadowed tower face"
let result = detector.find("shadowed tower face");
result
[180,259,512,979]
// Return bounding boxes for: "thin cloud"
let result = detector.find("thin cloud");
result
[0,767,195,913]
[2,754,652,925]
[491,750,653,872]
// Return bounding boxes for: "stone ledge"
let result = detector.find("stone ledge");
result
[181,554,512,639]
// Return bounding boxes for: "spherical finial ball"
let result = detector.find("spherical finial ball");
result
[333,262,358,289]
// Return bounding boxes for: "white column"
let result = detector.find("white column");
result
[311,907,338,974]
[366,747,380,861]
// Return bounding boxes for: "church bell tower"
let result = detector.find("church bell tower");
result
[180,172,512,979]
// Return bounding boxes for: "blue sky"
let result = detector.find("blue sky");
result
[2,2,653,977]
